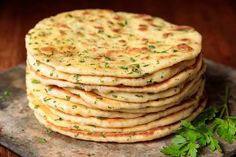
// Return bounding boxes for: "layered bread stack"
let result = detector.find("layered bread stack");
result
[25,9,206,143]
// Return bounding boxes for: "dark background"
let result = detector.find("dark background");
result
[0,0,236,156]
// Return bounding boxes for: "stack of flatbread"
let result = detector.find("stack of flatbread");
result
[25,9,206,143]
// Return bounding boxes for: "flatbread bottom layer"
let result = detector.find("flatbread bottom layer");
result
[32,97,207,143]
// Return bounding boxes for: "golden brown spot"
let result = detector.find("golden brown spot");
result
[82,11,90,15]
[125,47,144,54]
[52,23,70,29]
[180,38,191,42]
[41,47,55,52]
[142,38,148,42]
[158,54,177,59]
[173,25,193,31]
[138,24,148,31]
[141,56,150,60]
[113,15,122,20]
[135,14,152,19]
[163,32,173,38]
[99,15,105,18]
[108,20,114,25]
[77,31,84,36]
[89,19,95,22]
[112,28,121,33]
[118,39,126,43]
[40,47,55,55]
[80,41,89,46]
[59,30,66,35]
[176,43,193,52]
[143,17,153,22]
[141,47,148,51]
[94,26,103,30]
[89,33,99,38]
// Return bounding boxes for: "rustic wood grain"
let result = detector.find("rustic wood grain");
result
[0,0,235,156]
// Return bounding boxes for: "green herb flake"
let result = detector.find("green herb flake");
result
[104,62,110,68]
[173,49,178,53]
[73,74,80,82]
[130,57,136,62]
[32,79,41,84]
[44,128,53,135]
[161,86,236,157]
[73,125,80,130]
[143,64,149,67]
[36,137,47,144]
[112,95,118,98]
[147,79,153,85]
[148,45,156,50]
[120,66,128,70]
[72,105,77,110]
[43,97,51,102]
[104,56,113,61]
[135,94,143,97]
[88,124,96,127]
[66,96,71,101]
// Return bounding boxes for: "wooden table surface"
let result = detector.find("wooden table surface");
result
[0,0,235,156]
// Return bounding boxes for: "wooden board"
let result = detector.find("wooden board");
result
[0,60,236,157]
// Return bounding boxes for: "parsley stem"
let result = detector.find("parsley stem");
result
[219,86,230,118]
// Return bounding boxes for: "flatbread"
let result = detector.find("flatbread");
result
[29,95,205,133]
[27,88,204,128]
[27,52,198,86]
[26,65,204,110]
[25,9,202,78]
[33,97,206,143]
[26,57,204,93]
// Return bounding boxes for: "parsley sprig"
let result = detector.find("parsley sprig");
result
[0,90,12,101]
[161,86,236,157]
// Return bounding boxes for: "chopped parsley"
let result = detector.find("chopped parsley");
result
[161,86,236,157]
[32,79,41,84]
[104,62,110,68]
[143,64,149,67]
[104,56,113,61]
[72,105,77,109]
[73,74,80,82]
[112,95,118,98]
[43,97,51,102]
[73,125,80,130]
[148,45,156,50]
[66,96,71,101]
[44,128,53,135]
[130,57,136,62]
[36,137,47,144]
[0,90,12,101]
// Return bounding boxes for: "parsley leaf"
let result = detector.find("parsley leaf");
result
[213,117,236,144]
[161,86,235,157]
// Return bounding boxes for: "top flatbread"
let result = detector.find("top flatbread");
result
[25,9,202,78]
